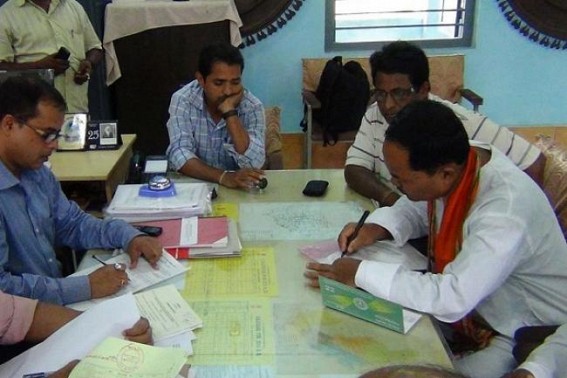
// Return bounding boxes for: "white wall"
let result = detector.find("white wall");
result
[241,1,567,133]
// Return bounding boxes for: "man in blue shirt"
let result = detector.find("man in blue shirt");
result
[0,76,163,305]
[166,42,266,190]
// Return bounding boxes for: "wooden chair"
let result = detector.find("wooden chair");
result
[263,106,284,170]
[301,55,483,169]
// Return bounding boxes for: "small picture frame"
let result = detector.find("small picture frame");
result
[99,122,118,146]
[86,120,121,150]
[57,113,87,151]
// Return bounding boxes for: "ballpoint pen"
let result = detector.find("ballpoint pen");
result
[92,255,128,277]
[341,210,371,258]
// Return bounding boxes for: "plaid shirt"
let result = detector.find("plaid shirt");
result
[166,80,266,171]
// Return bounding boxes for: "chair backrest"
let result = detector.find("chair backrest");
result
[535,135,567,239]
[302,54,465,103]
[264,106,283,170]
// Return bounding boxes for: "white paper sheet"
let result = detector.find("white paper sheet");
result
[300,239,428,271]
[68,250,189,311]
[0,294,140,377]
[239,202,364,241]
[134,284,202,340]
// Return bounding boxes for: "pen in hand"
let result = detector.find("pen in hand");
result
[341,210,371,258]
[92,255,128,274]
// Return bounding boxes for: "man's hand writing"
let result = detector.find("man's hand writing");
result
[88,264,129,299]
[126,235,163,269]
[304,258,361,288]
[338,222,384,255]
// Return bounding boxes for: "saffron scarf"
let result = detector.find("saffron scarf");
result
[427,149,480,273]
[427,149,496,351]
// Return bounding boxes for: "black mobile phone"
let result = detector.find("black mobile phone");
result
[133,225,163,237]
[54,47,71,61]
[302,180,329,197]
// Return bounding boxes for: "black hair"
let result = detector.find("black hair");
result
[197,42,244,79]
[369,41,429,90]
[385,100,469,174]
[0,76,66,122]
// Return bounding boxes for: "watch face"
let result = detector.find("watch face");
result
[148,175,171,191]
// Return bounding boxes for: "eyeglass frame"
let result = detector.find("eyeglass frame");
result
[373,87,415,104]
[15,118,63,143]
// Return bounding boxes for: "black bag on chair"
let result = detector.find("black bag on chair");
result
[313,56,370,146]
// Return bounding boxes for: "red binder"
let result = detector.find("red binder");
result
[133,216,228,249]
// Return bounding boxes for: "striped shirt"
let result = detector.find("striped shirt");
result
[346,94,541,182]
[166,80,266,171]
[0,0,102,112]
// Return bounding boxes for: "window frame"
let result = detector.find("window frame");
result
[325,0,476,51]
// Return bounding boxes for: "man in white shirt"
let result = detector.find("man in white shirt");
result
[345,41,545,206]
[305,100,567,378]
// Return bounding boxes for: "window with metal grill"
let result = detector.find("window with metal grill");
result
[325,0,475,50]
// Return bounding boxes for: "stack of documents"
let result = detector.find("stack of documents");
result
[2,293,194,377]
[163,218,242,259]
[134,216,229,249]
[105,182,210,222]
[135,284,203,356]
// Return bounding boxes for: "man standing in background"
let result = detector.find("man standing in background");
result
[0,0,103,113]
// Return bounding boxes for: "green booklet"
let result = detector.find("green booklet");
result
[319,276,422,334]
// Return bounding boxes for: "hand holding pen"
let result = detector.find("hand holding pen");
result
[341,210,371,258]
[88,255,130,298]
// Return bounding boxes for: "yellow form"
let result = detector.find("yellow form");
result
[69,337,186,378]
[181,247,278,298]
[187,299,275,366]
[212,202,239,221]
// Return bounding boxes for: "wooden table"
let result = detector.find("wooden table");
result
[49,134,136,202]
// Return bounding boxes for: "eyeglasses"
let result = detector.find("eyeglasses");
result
[374,87,415,103]
[18,120,62,143]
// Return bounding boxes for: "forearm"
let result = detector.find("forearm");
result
[0,60,44,71]
[24,302,80,343]
[517,324,567,378]
[85,48,103,67]
[178,157,224,183]
[55,197,139,250]
[225,116,250,154]
[0,270,91,305]
[344,165,399,205]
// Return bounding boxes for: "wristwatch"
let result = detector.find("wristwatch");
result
[222,109,238,119]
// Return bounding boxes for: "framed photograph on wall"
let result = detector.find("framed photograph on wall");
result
[57,113,87,151]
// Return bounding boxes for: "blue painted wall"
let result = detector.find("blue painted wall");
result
[241,1,567,133]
